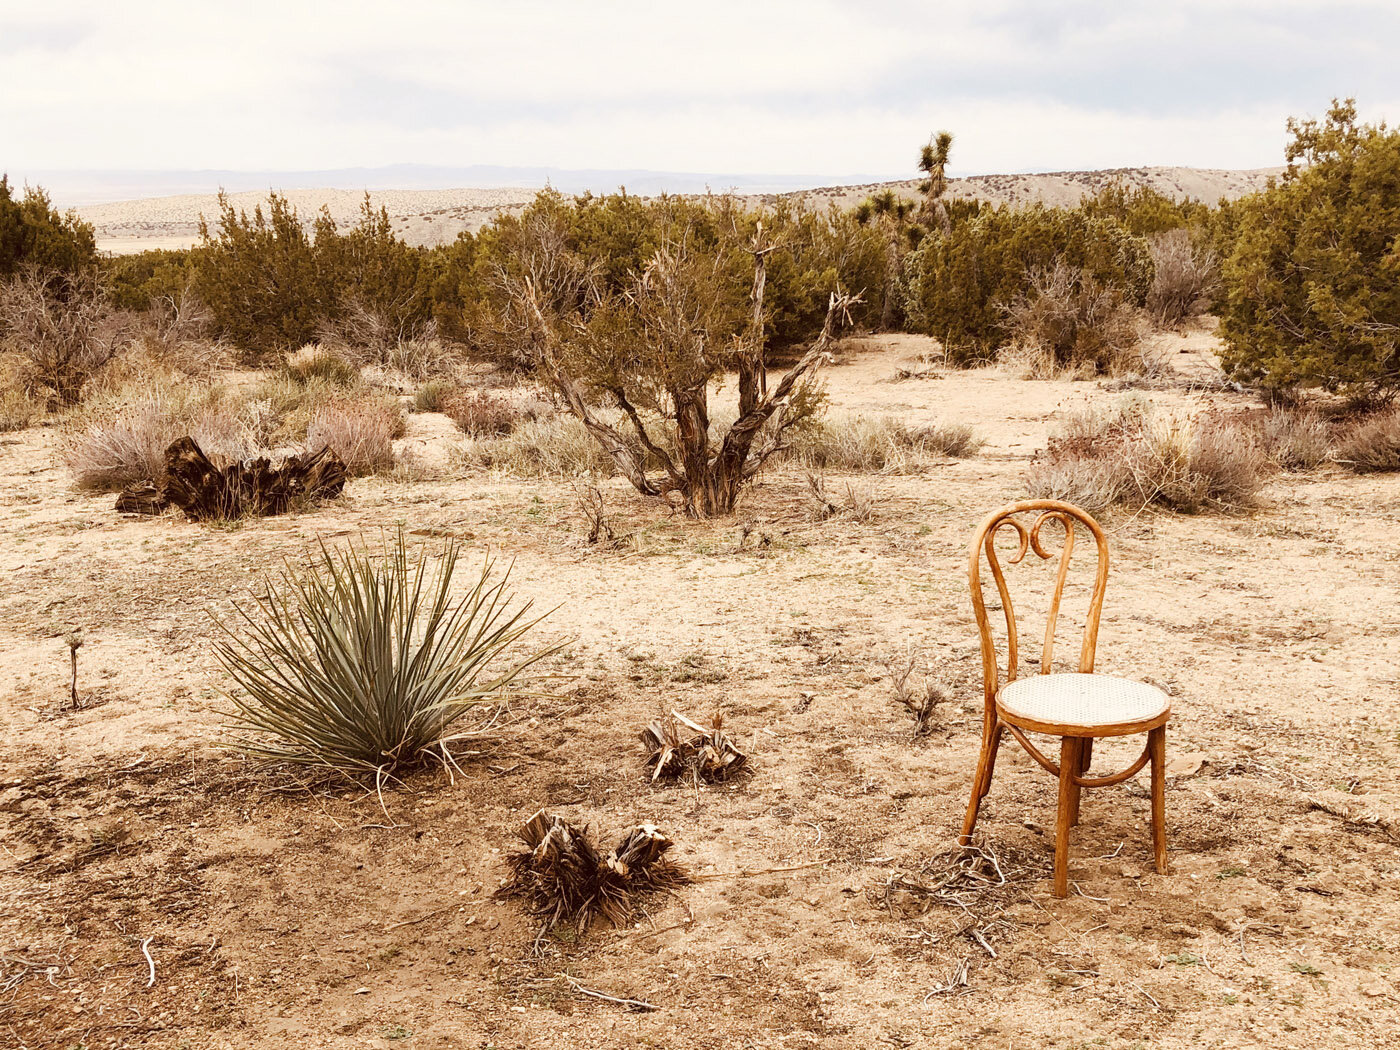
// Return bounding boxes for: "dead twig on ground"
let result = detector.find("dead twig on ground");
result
[561,975,659,1012]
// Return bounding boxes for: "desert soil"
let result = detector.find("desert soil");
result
[2,329,1398,1049]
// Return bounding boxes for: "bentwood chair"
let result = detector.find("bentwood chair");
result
[960,500,1170,897]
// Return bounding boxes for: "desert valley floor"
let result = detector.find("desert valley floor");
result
[2,329,1399,1049]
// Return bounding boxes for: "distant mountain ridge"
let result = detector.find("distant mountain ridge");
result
[65,165,1283,255]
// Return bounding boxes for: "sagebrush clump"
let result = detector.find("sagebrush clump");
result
[1025,402,1270,514]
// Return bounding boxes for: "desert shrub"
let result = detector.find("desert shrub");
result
[65,384,258,491]
[1220,100,1400,399]
[1000,260,1141,377]
[1025,403,1269,514]
[0,355,39,431]
[101,248,195,312]
[1080,181,1211,237]
[193,192,330,356]
[214,530,557,775]
[790,415,979,472]
[413,379,460,412]
[0,269,130,405]
[1255,406,1332,471]
[244,373,357,447]
[284,343,360,387]
[455,413,621,477]
[903,203,1154,364]
[805,473,879,522]
[306,395,404,476]
[1334,408,1400,472]
[445,390,546,436]
[0,177,97,278]
[1145,229,1219,328]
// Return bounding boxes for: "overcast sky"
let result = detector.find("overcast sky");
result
[4,0,1399,182]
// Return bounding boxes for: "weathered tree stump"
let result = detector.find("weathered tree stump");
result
[116,437,347,521]
[501,809,687,932]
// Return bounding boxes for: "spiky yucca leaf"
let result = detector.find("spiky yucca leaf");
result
[213,530,558,774]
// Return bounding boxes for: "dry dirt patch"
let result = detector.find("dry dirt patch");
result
[2,335,1398,1048]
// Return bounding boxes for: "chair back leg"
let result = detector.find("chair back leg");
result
[1054,736,1082,897]
[1149,726,1168,874]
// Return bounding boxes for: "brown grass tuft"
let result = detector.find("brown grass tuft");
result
[1146,229,1220,329]
[305,396,404,476]
[1025,401,1270,514]
[1255,406,1332,472]
[1334,408,1400,473]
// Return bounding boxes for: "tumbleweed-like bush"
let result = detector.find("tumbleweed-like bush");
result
[214,531,558,776]
[1334,408,1400,473]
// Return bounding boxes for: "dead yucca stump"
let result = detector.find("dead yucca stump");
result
[500,809,687,934]
[116,436,347,521]
[642,711,748,784]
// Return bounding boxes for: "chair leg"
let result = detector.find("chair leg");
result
[1068,736,1088,826]
[978,723,1004,801]
[1149,725,1168,874]
[1054,736,1080,897]
[960,722,1002,846]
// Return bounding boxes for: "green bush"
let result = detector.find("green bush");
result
[0,177,96,278]
[903,203,1153,364]
[1220,100,1400,399]
[102,248,194,312]
[192,192,434,358]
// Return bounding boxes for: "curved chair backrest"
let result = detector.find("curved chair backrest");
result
[968,500,1110,709]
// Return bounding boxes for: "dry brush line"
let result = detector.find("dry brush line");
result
[641,711,748,784]
[499,809,689,938]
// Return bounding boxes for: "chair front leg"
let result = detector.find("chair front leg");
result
[960,721,1002,845]
[1054,736,1081,897]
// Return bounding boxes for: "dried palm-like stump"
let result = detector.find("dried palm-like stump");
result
[499,809,687,934]
[116,437,347,521]
[642,711,748,784]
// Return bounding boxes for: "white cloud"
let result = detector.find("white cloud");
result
[3,0,1398,179]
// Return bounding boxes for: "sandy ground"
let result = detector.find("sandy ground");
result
[84,166,1281,255]
[2,330,1398,1049]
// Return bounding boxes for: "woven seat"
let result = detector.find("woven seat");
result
[999,673,1169,732]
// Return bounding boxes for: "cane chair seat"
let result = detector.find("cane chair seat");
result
[998,673,1170,737]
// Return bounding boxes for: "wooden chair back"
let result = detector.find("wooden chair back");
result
[967,500,1110,710]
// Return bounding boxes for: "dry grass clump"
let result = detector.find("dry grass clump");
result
[306,395,405,476]
[455,413,620,477]
[1025,401,1270,514]
[884,649,947,737]
[1000,260,1141,378]
[1334,408,1400,473]
[1255,406,1333,472]
[283,344,361,387]
[1146,229,1220,329]
[412,379,460,413]
[65,383,260,491]
[0,355,41,432]
[0,269,130,406]
[805,473,880,522]
[790,415,981,473]
[445,390,547,436]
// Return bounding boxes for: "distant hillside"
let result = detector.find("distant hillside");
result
[78,166,1282,256]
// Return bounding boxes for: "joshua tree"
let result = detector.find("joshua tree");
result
[918,131,955,234]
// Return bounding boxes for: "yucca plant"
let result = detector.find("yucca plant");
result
[213,530,558,776]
